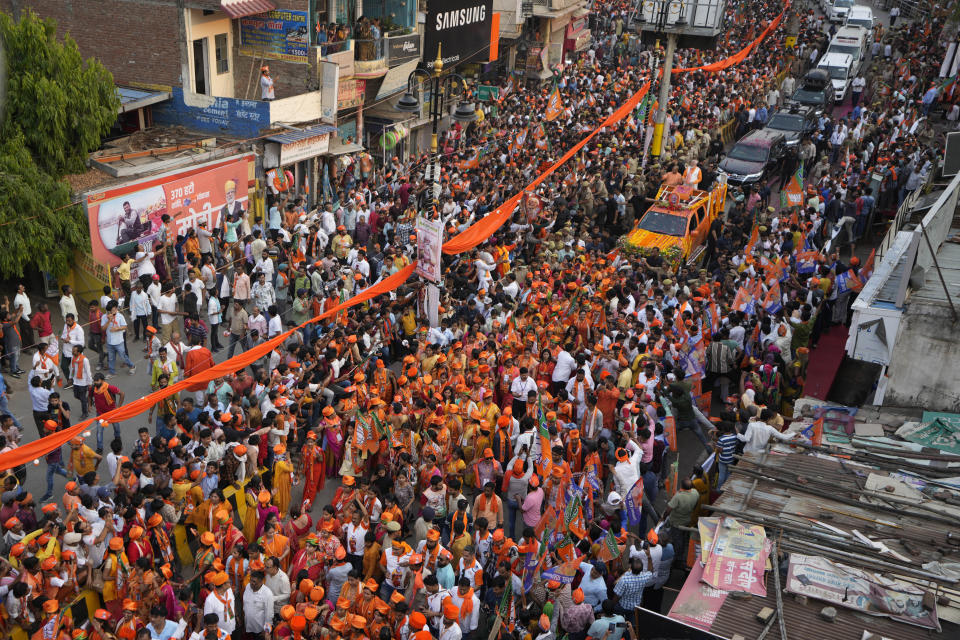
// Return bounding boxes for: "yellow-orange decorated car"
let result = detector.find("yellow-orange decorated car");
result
[624,182,727,263]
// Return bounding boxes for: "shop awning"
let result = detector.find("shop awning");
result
[327,139,365,156]
[220,0,276,19]
[265,124,337,145]
[116,86,170,113]
[375,60,419,102]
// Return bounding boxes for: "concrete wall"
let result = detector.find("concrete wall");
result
[186,8,235,97]
[884,300,960,412]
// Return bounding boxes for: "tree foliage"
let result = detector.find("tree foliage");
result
[1,11,119,176]
[0,10,119,278]
[0,132,88,277]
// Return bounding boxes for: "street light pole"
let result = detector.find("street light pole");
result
[395,47,478,327]
[428,46,444,207]
[650,31,676,159]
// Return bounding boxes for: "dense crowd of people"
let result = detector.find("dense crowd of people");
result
[0,0,954,639]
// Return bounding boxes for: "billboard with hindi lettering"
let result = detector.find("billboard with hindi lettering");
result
[84,154,254,268]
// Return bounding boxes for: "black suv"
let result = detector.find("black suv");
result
[717,129,787,186]
[787,69,835,115]
[763,104,818,147]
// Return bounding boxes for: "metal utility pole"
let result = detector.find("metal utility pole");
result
[650,31,677,159]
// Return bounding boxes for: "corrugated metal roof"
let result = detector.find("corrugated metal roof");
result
[912,238,960,306]
[694,451,960,639]
[265,124,337,145]
[220,0,276,19]
[116,86,171,112]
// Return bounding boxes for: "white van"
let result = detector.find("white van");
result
[844,6,875,35]
[827,0,855,23]
[818,52,854,101]
[827,26,867,75]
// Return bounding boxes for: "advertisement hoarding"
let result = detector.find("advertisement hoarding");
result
[85,155,254,267]
[387,33,422,65]
[239,10,310,63]
[415,216,444,283]
[338,78,366,110]
[423,0,494,67]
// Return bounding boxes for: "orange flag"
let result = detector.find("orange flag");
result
[545,86,563,121]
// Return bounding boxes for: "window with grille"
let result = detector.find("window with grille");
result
[215,33,229,74]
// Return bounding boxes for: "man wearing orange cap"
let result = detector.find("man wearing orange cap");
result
[203,571,236,636]
[379,528,412,601]
[115,600,143,640]
[214,508,245,559]
[439,602,463,640]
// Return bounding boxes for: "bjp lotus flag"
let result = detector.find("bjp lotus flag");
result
[780,170,804,208]
[457,149,480,171]
[532,123,546,139]
[763,280,782,313]
[545,85,563,121]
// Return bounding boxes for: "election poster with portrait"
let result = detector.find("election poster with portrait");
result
[85,154,254,268]
[415,215,444,283]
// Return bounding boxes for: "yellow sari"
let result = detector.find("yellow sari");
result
[273,458,295,516]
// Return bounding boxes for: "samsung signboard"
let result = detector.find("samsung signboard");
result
[423,0,494,67]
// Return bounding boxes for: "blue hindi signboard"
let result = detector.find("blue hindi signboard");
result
[239,9,310,63]
[152,88,271,137]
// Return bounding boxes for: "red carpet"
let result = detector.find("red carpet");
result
[802,325,848,400]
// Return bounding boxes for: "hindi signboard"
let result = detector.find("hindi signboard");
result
[667,562,729,631]
[701,517,770,597]
[423,0,494,67]
[85,155,253,269]
[786,554,940,630]
[239,9,310,63]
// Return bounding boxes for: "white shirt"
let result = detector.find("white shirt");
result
[59,295,78,322]
[102,312,128,346]
[147,282,162,307]
[738,420,795,454]
[242,584,274,632]
[158,294,179,325]
[613,440,642,496]
[61,322,85,358]
[267,314,282,338]
[135,251,156,277]
[552,350,577,383]
[509,375,538,401]
[131,290,151,317]
[440,622,463,640]
[264,569,291,613]
[68,351,92,386]
[13,292,31,320]
[203,588,237,634]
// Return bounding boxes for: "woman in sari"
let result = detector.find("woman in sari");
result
[536,349,555,388]
[255,489,279,539]
[323,409,345,478]
[272,444,296,517]
[242,476,262,543]
[284,505,313,555]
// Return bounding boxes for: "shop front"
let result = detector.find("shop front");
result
[564,13,591,57]
[263,124,337,210]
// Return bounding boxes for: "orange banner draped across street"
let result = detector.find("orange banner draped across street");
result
[0,4,788,472]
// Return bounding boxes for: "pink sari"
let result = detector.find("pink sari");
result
[325,424,345,477]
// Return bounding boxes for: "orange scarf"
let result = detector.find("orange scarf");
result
[457,587,475,623]
[72,353,85,379]
[94,382,114,405]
